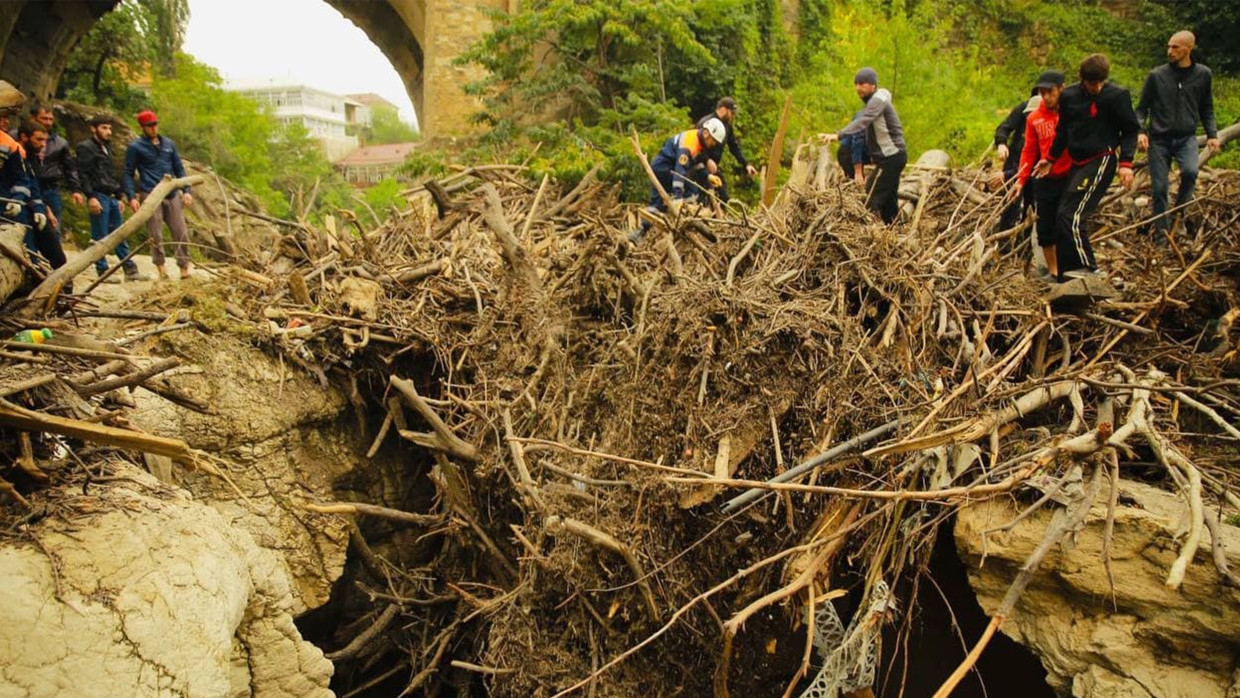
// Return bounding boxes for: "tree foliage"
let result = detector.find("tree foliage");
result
[364,106,419,145]
[458,0,795,199]
[460,0,1238,197]
[58,0,191,109]
[144,54,348,220]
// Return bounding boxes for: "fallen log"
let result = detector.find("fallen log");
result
[0,223,27,301]
[19,174,204,315]
[0,398,194,460]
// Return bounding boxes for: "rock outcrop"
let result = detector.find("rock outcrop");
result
[126,330,356,611]
[956,479,1240,698]
[0,468,333,698]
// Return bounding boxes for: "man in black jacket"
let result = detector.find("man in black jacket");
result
[26,106,82,266]
[1038,54,1140,281]
[992,86,1039,232]
[76,116,142,281]
[1136,30,1221,236]
[16,120,65,268]
[692,97,758,202]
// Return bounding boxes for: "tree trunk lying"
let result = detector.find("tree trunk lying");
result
[19,174,204,316]
[0,224,26,302]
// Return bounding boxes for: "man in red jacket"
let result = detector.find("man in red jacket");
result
[1020,70,1070,280]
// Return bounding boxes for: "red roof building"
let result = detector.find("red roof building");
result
[335,142,418,185]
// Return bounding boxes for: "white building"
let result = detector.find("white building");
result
[225,80,370,161]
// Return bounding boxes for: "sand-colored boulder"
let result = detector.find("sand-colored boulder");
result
[0,468,333,698]
[956,479,1240,697]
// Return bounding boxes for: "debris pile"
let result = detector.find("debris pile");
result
[2,148,1238,697]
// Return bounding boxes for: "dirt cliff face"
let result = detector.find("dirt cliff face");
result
[955,480,1240,698]
[126,327,355,611]
[0,467,334,698]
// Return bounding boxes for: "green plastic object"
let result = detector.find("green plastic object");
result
[12,328,53,343]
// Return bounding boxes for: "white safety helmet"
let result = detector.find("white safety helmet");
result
[701,117,726,144]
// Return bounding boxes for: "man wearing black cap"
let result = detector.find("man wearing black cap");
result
[827,67,908,224]
[77,115,143,282]
[1041,53,1139,281]
[692,97,758,202]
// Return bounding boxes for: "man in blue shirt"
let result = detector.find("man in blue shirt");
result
[124,110,193,280]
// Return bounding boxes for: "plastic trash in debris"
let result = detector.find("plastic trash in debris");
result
[12,328,53,344]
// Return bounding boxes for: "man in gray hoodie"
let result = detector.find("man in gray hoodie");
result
[829,67,908,223]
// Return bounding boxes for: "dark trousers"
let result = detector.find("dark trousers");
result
[24,222,66,269]
[998,169,1033,231]
[1056,154,1116,276]
[1147,135,1199,232]
[1032,177,1065,248]
[37,187,66,268]
[866,150,907,224]
[838,148,857,178]
[89,194,137,275]
[648,169,679,211]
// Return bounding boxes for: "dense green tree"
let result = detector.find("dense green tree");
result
[365,105,419,145]
[58,1,151,110]
[459,0,797,198]
[145,54,349,220]
[142,0,192,77]
[58,0,192,107]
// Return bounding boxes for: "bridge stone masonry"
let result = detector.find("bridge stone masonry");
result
[0,0,511,139]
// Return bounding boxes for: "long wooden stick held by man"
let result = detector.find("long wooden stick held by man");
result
[20,174,204,316]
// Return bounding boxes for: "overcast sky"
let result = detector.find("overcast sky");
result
[183,0,418,128]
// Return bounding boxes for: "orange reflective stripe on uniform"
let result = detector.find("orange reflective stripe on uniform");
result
[679,129,703,157]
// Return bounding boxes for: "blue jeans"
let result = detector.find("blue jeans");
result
[89,194,135,275]
[1147,135,1199,232]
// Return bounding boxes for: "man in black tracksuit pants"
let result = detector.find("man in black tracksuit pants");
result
[1043,54,1139,280]
[1135,30,1220,236]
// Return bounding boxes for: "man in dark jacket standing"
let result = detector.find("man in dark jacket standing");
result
[26,106,82,267]
[992,87,1039,232]
[16,121,65,268]
[1135,30,1221,237]
[829,67,908,224]
[124,110,193,280]
[1041,54,1140,280]
[692,97,758,202]
[77,115,143,282]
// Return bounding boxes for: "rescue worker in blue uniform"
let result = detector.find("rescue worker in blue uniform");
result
[630,117,727,243]
[0,82,50,261]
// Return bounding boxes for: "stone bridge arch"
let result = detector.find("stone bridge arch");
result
[0,0,508,138]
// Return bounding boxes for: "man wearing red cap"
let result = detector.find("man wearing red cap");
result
[124,109,193,280]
